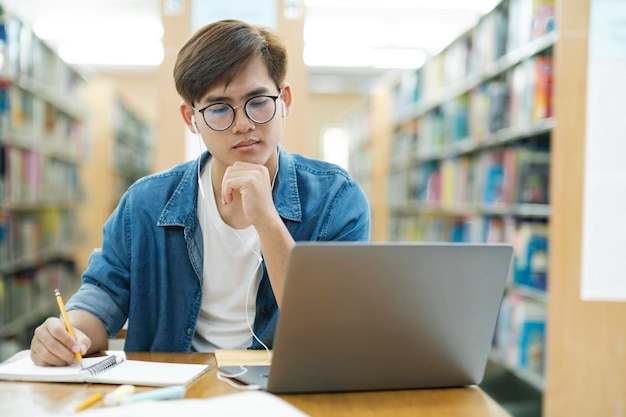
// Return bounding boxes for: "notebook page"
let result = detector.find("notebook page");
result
[0,355,114,383]
[87,360,209,387]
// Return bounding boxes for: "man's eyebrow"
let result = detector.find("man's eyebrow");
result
[201,87,273,105]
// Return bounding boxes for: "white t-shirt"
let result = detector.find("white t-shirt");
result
[192,158,262,352]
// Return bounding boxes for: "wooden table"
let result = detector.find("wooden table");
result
[0,352,512,416]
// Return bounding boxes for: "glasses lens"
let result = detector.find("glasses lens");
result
[245,96,277,124]
[204,103,234,130]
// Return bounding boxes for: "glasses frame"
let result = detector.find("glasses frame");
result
[193,90,282,132]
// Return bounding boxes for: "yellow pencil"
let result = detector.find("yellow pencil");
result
[54,289,83,366]
[75,392,103,411]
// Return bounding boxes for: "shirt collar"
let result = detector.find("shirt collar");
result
[157,146,302,229]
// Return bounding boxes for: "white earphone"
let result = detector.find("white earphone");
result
[281,99,286,118]
[193,114,207,200]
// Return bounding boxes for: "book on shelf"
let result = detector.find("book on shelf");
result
[469,80,509,140]
[439,155,475,210]
[0,262,76,329]
[487,81,509,133]
[0,211,7,265]
[388,169,410,209]
[482,162,506,206]
[531,0,556,40]
[484,216,510,243]
[496,292,546,377]
[500,146,518,204]
[0,80,9,136]
[442,36,470,83]
[414,162,441,206]
[417,108,444,157]
[482,145,550,207]
[440,158,456,209]
[420,53,445,102]
[532,55,553,121]
[470,3,509,74]
[5,17,22,77]
[507,0,555,53]
[514,147,550,205]
[513,221,548,291]
[22,149,40,202]
[442,95,469,142]
[478,149,508,206]
[508,60,534,128]
[0,146,6,202]
[10,86,36,134]
[469,85,489,140]
[392,70,420,122]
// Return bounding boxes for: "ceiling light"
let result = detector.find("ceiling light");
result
[304,0,499,12]
[33,16,163,42]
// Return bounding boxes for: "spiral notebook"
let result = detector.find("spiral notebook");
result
[0,351,209,387]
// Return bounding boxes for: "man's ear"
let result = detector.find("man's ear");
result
[179,101,196,134]
[280,83,292,117]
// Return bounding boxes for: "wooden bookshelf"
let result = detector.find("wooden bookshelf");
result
[0,9,86,358]
[544,0,626,415]
[345,0,624,415]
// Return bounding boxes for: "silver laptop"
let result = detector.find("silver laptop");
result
[220,242,513,394]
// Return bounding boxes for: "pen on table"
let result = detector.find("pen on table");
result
[74,392,103,412]
[120,386,187,404]
[54,288,82,367]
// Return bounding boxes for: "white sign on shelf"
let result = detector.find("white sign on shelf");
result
[580,0,626,301]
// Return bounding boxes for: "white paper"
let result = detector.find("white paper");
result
[57,391,309,417]
[580,0,626,301]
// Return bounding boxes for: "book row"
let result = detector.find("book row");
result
[388,142,550,211]
[0,146,83,205]
[389,216,548,293]
[406,53,552,154]
[494,292,547,381]
[419,0,555,101]
[0,261,78,331]
[0,82,85,149]
[0,10,82,100]
[0,210,77,269]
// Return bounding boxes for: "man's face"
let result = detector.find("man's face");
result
[191,56,289,174]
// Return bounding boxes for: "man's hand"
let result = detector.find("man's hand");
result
[30,317,91,366]
[221,161,278,226]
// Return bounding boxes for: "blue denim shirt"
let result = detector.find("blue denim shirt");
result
[66,147,371,352]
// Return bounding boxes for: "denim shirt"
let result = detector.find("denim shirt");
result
[66,147,371,352]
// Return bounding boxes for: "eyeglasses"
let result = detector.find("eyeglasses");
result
[193,90,282,131]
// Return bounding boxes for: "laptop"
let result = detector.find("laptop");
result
[219,242,513,394]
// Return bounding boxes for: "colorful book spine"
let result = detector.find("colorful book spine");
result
[496,292,546,376]
[513,221,548,291]
[533,55,553,121]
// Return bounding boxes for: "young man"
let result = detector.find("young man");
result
[30,19,371,366]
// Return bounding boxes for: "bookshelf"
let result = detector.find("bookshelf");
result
[380,1,555,399]
[76,77,154,274]
[346,0,624,415]
[376,0,545,404]
[0,9,87,359]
